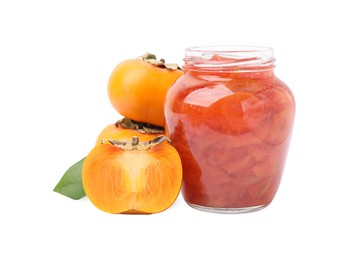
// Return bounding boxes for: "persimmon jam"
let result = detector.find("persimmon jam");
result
[164,46,295,213]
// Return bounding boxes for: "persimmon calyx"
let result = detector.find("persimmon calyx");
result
[106,135,170,151]
[138,52,182,71]
[115,117,165,134]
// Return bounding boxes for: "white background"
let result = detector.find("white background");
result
[1,0,356,259]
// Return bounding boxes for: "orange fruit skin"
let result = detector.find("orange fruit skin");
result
[108,59,183,127]
[95,123,161,146]
[82,142,183,214]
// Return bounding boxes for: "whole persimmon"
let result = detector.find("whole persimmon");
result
[82,135,182,214]
[108,53,183,127]
[95,118,164,146]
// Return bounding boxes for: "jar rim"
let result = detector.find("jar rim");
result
[184,45,275,72]
[185,45,273,54]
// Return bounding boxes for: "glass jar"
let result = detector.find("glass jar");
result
[164,46,295,213]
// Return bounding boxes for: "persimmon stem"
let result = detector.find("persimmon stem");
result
[132,136,139,146]
[115,117,165,134]
[107,135,170,151]
[138,53,182,71]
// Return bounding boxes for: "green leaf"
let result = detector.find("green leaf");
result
[53,157,86,200]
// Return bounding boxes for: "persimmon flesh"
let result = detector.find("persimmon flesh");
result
[82,136,182,214]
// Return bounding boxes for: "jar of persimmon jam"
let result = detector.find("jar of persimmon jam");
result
[164,46,295,213]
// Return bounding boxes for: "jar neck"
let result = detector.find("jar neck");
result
[184,46,275,74]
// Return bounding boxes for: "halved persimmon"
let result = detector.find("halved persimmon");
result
[107,53,183,127]
[82,135,183,214]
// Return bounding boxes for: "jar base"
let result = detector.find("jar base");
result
[187,203,268,214]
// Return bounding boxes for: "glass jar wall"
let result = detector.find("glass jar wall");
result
[165,46,295,213]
